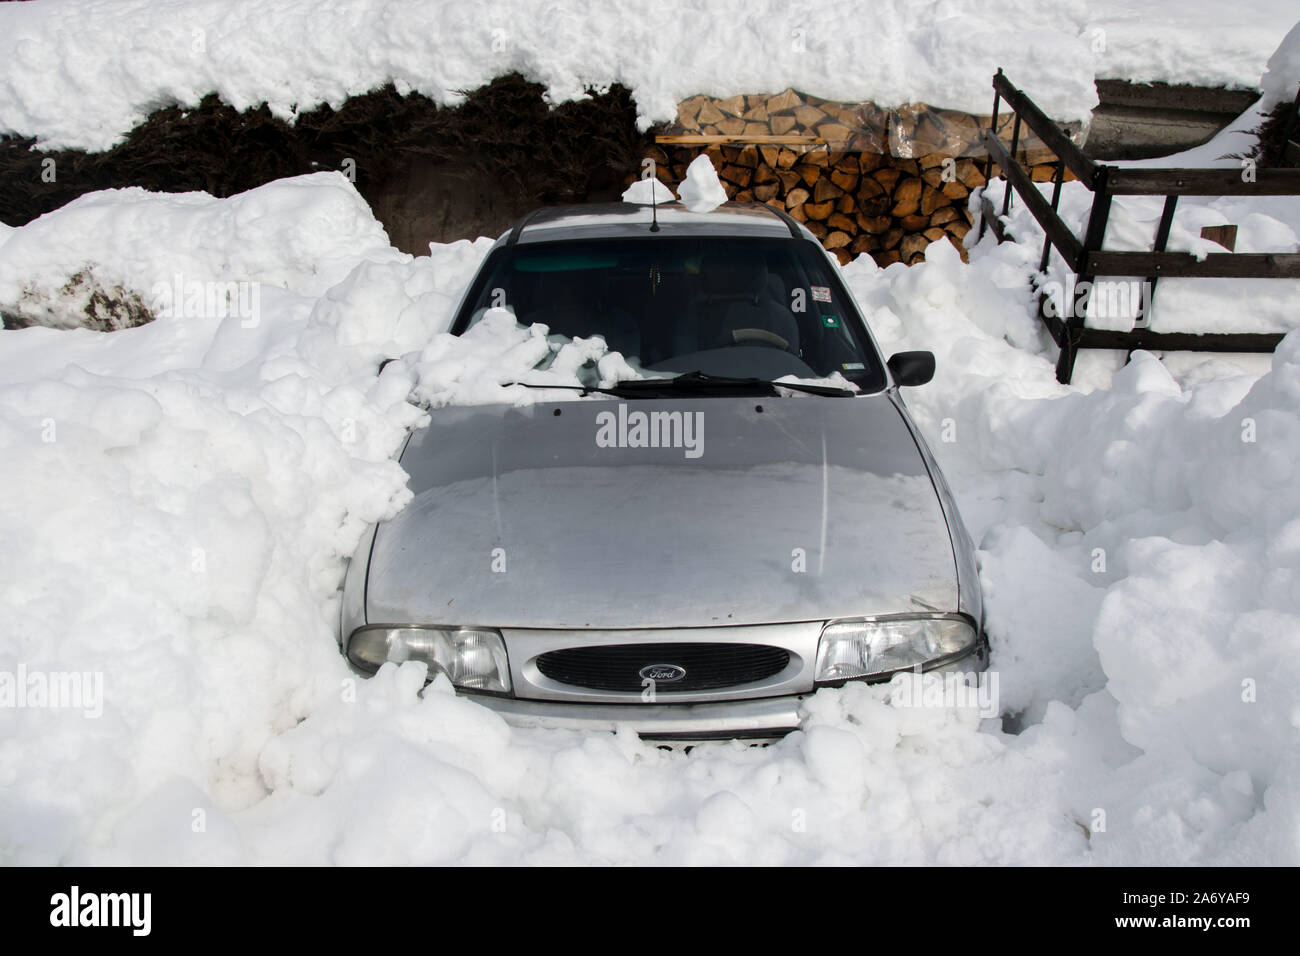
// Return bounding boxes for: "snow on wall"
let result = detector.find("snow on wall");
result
[1260,18,1300,109]
[0,0,1296,153]
[1,170,1298,864]
[1081,1,1297,95]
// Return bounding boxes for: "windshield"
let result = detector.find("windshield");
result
[450,236,887,391]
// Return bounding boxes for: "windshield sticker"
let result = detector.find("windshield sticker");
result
[822,314,840,328]
[841,362,865,370]
[811,285,832,302]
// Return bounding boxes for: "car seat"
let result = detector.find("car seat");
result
[673,249,800,356]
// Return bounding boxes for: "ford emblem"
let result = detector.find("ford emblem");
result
[639,663,686,682]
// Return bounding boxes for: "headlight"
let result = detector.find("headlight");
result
[347,626,511,693]
[815,615,977,683]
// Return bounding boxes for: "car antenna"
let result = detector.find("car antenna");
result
[649,168,660,232]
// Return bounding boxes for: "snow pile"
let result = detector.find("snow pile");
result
[840,238,1300,862]
[621,178,676,206]
[1260,19,1300,109]
[1,0,1297,152]
[404,306,645,408]
[0,173,400,331]
[0,173,456,861]
[677,155,729,214]
[2,170,1299,864]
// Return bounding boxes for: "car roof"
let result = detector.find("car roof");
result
[504,201,811,245]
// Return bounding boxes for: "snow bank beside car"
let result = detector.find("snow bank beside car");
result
[842,237,1300,862]
[0,173,454,861]
[1,0,1296,152]
[1,171,1298,864]
[0,172,402,333]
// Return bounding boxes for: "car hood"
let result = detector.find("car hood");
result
[366,395,958,629]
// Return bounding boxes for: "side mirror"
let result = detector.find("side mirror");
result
[887,351,936,387]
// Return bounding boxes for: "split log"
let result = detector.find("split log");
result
[721,164,752,187]
[716,94,746,117]
[891,177,924,216]
[697,101,725,125]
[856,212,892,234]
[827,212,856,232]
[794,104,828,128]
[920,184,945,216]
[813,178,843,202]
[830,167,860,192]
[872,168,903,192]
[803,200,835,220]
[767,89,802,112]
[858,152,884,173]
[900,234,929,261]
[941,179,969,200]
[776,169,803,191]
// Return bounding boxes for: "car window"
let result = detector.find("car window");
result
[451,236,886,390]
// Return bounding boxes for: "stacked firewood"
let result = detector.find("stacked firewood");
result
[641,89,1078,266]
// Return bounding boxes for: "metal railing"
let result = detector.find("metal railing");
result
[977,70,1300,383]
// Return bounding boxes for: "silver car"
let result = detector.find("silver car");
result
[340,201,986,740]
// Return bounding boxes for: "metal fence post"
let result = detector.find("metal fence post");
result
[1001,114,1022,218]
[1138,195,1179,328]
[978,70,1003,243]
[1056,165,1113,383]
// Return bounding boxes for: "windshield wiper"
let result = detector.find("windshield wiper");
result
[502,381,627,397]
[599,370,856,397]
[506,371,855,398]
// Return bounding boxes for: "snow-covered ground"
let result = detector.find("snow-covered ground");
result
[0,0,1297,151]
[1,153,1298,863]
[2,7,1299,868]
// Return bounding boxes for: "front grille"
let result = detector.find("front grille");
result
[534,642,791,693]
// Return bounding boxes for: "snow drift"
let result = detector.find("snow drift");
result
[1,165,1297,864]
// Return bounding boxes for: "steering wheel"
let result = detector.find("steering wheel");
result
[730,328,791,351]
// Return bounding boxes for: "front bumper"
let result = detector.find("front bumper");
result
[468,693,805,741]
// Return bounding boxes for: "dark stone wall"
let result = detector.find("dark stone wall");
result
[0,74,650,253]
[1087,80,1262,161]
